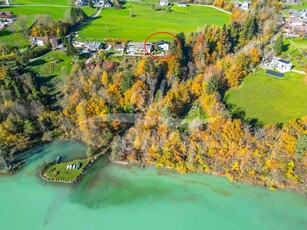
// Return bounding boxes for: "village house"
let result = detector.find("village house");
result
[29,37,45,46]
[287,16,305,27]
[0,11,13,19]
[72,41,101,52]
[288,9,307,19]
[29,36,60,49]
[159,0,169,6]
[75,0,87,6]
[114,44,125,52]
[155,40,170,51]
[232,0,250,11]
[126,42,152,55]
[262,57,293,73]
[0,11,15,29]
[95,0,113,8]
[177,2,188,7]
[241,0,250,11]
[284,0,302,4]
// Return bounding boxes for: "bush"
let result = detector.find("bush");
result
[295,135,307,159]
[28,46,50,59]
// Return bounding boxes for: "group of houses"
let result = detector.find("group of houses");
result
[262,54,293,73]
[282,9,307,37]
[75,0,113,8]
[232,0,250,11]
[72,40,102,53]
[126,40,170,55]
[159,0,188,7]
[0,11,15,30]
[29,36,60,50]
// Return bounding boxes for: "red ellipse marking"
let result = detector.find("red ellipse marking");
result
[144,32,181,60]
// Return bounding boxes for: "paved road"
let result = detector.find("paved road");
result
[292,69,306,75]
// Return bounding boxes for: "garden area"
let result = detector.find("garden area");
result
[225,70,307,125]
[77,2,230,41]
[43,158,91,182]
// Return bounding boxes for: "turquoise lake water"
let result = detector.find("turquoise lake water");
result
[0,141,306,230]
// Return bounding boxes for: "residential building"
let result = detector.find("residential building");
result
[287,16,304,27]
[126,42,152,55]
[241,1,250,11]
[96,0,113,8]
[155,40,170,51]
[114,44,125,51]
[177,2,187,7]
[72,41,101,52]
[29,37,45,46]
[0,11,12,19]
[262,57,293,73]
[75,0,87,6]
[159,0,169,6]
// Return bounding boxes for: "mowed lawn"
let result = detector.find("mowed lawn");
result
[1,6,70,19]
[225,70,307,124]
[289,0,307,10]
[10,0,71,5]
[290,38,307,52]
[78,3,230,41]
[283,39,307,71]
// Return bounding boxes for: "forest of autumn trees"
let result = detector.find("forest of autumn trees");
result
[0,0,306,192]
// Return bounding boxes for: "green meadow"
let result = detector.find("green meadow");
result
[282,39,307,71]
[11,0,71,5]
[288,0,307,10]
[77,3,230,41]
[290,38,307,52]
[225,70,307,125]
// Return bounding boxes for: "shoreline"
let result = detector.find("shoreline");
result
[110,159,307,196]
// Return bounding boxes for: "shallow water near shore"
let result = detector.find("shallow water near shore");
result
[0,141,306,230]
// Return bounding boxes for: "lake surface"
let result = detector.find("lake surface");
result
[0,142,306,230]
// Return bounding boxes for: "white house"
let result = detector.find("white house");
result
[263,57,292,73]
[75,0,87,6]
[96,0,113,8]
[155,40,170,51]
[159,0,169,6]
[241,1,250,11]
[114,44,125,52]
[177,2,187,7]
[29,37,45,46]
[127,42,152,55]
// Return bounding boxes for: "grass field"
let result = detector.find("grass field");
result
[44,158,90,182]
[288,0,307,10]
[77,3,230,41]
[27,51,73,104]
[11,0,71,5]
[225,70,307,125]
[289,38,307,52]
[282,39,307,71]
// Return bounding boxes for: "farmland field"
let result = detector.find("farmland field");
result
[225,70,307,125]
[10,0,71,5]
[77,3,231,41]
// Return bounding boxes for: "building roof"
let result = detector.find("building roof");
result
[0,11,12,18]
[155,40,170,45]
[288,16,304,23]
[279,59,291,64]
